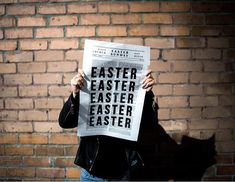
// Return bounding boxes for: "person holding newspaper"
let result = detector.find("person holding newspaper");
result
[59,69,155,181]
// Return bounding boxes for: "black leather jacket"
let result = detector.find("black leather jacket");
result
[58,91,158,179]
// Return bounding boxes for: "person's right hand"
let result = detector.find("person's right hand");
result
[70,69,85,98]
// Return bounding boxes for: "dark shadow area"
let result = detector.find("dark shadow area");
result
[131,103,217,181]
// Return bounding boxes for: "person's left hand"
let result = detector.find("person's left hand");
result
[142,70,155,92]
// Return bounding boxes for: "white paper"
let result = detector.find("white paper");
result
[78,39,150,141]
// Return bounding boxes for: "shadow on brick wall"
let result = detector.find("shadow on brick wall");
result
[131,103,217,181]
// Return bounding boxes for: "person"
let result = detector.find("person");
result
[58,69,156,181]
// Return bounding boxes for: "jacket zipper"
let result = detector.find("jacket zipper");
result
[89,137,100,171]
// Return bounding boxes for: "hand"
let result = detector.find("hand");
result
[70,69,85,97]
[142,70,155,92]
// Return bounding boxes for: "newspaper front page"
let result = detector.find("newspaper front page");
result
[78,40,150,141]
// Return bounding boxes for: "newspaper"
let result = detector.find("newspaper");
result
[78,39,150,141]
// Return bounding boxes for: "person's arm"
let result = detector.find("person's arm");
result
[58,69,85,129]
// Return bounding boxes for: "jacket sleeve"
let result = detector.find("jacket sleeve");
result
[58,94,79,128]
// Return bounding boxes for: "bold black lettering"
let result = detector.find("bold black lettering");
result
[98,80,104,90]
[96,116,102,125]
[105,93,111,102]
[106,80,112,91]
[89,116,95,126]
[120,93,126,103]
[107,67,114,78]
[114,80,120,90]
[91,80,96,91]
[112,104,118,114]
[97,105,102,114]
[130,68,137,79]
[126,105,132,116]
[113,93,119,102]
[118,117,123,127]
[104,104,110,114]
[123,67,129,79]
[127,93,134,104]
[121,80,127,91]
[104,116,109,125]
[90,105,95,115]
[116,67,122,78]
[90,92,96,103]
[119,105,125,115]
[99,67,105,77]
[97,92,103,102]
[129,81,135,91]
[91,67,97,77]
[125,118,131,128]
[111,116,116,126]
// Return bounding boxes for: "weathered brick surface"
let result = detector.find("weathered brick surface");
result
[0,0,234,181]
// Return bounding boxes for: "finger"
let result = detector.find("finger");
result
[142,79,154,89]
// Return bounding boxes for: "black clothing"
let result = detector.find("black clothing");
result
[58,91,158,179]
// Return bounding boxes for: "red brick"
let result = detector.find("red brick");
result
[47,61,77,72]
[66,168,80,178]
[202,107,232,118]
[50,39,78,50]
[176,37,206,48]
[67,26,95,37]
[80,14,110,25]
[5,98,33,109]
[50,134,78,144]
[217,166,235,175]
[19,110,47,121]
[190,96,218,107]
[2,83,20,96]
[4,74,32,85]
[219,118,235,129]
[163,49,191,60]
[190,73,219,83]
[35,98,63,109]
[158,108,170,120]
[0,40,17,50]
[0,111,17,120]
[98,26,127,37]
[0,134,18,144]
[19,134,48,144]
[129,25,158,36]
[158,73,188,83]
[55,158,75,167]
[38,4,65,14]
[34,50,64,61]
[18,17,46,27]
[208,38,229,48]
[35,146,64,156]
[171,108,201,119]
[5,146,34,155]
[206,15,235,25]
[98,3,128,13]
[65,50,83,61]
[150,61,171,72]
[0,156,22,166]
[205,85,232,95]
[129,2,159,12]
[23,157,50,167]
[6,5,35,15]
[173,14,204,25]
[158,96,188,107]
[220,95,235,106]
[34,121,63,132]
[216,154,233,164]
[68,3,97,13]
[36,28,64,38]
[192,2,235,13]
[173,61,202,71]
[0,63,16,73]
[49,15,78,26]
[20,40,47,50]
[160,1,190,12]
[7,167,35,177]
[152,85,172,96]
[5,51,33,62]
[173,85,203,95]
[145,38,174,48]
[5,28,33,39]
[159,120,187,131]
[19,85,47,97]
[0,17,16,27]
[112,14,141,24]
[143,13,172,24]
[189,119,218,130]
[36,168,65,178]
[18,62,46,73]
[192,26,221,36]
[204,62,225,72]
[160,25,190,36]
[33,73,62,84]
[113,38,143,46]
[0,6,5,15]
[49,86,69,97]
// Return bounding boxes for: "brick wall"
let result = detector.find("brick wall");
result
[0,0,234,181]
